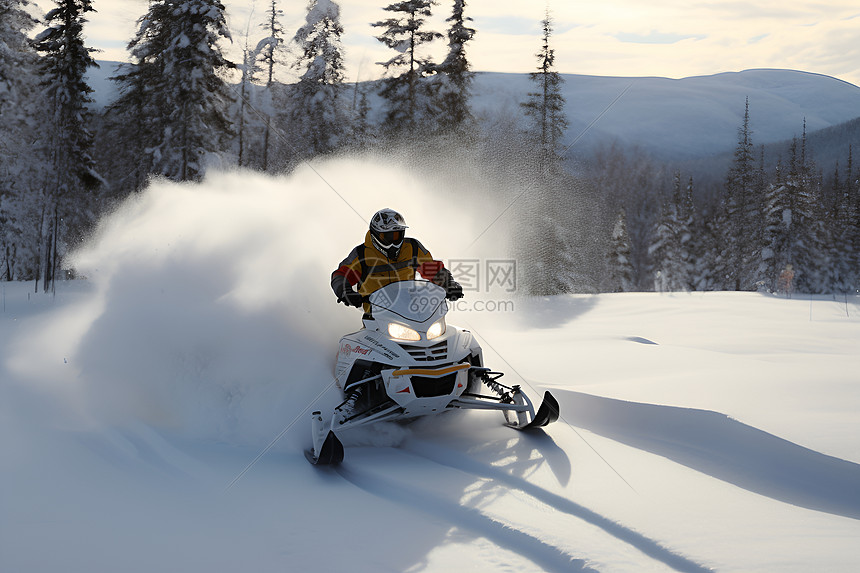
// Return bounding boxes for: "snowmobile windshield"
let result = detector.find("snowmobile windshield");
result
[368,280,447,324]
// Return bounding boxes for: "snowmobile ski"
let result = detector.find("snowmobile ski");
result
[305,431,344,466]
[506,391,560,431]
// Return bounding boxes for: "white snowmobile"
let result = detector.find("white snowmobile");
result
[307,278,560,465]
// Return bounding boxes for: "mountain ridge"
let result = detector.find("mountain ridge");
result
[88,63,860,163]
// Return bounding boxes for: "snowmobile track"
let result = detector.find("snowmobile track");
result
[402,440,713,573]
[334,462,597,573]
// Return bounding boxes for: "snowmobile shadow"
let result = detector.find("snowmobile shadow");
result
[336,457,599,573]
[555,390,860,520]
[327,416,600,571]
[402,432,710,573]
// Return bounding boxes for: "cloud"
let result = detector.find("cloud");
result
[475,16,541,36]
[613,30,708,44]
[31,0,860,88]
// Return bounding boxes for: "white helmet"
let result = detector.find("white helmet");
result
[370,208,408,260]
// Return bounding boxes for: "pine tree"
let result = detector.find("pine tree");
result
[679,176,697,290]
[846,145,860,291]
[33,0,102,291]
[518,183,577,295]
[259,0,284,171]
[372,0,442,133]
[694,202,720,291]
[761,158,790,291]
[520,10,568,174]
[116,0,235,182]
[426,0,476,136]
[607,208,634,292]
[349,82,374,146]
[828,159,853,293]
[290,0,347,158]
[790,122,829,292]
[649,173,690,292]
[0,0,46,279]
[236,37,261,167]
[107,55,159,192]
[235,24,279,169]
[722,97,759,290]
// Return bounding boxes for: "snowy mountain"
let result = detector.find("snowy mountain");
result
[472,69,860,161]
[2,163,859,572]
[88,62,860,163]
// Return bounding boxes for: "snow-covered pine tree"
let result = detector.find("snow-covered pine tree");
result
[789,122,830,293]
[290,0,347,159]
[235,25,279,169]
[260,0,284,87]
[761,158,791,291]
[106,54,159,194]
[33,0,102,291]
[0,0,46,279]
[607,208,634,292]
[426,0,476,137]
[117,0,235,182]
[826,159,853,293]
[518,185,576,296]
[648,173,690,292]
[259,0,285,171]
[236,38,261,167]
[372,0,442,134]
[349,82,375,147]
[520,10,568,175]
[708,195,733,291]
[722,97,760,290]
[679,175,698,290]
[693,201,720,291]
[846,145,860,291]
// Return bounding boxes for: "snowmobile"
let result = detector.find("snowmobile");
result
[307,278,560,465]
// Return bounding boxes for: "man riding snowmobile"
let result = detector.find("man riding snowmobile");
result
[330,208,464,315]
[306,208,559,465]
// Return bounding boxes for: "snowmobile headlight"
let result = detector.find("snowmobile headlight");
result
[426,318,446,340]
[388,322,420,341]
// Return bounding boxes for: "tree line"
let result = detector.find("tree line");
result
[603,101,860,295]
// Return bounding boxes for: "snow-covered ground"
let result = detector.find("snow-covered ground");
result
[2,160,859,572]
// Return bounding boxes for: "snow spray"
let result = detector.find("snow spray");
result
[6,154,510,451]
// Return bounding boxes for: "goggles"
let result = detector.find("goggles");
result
[377,230,404,244]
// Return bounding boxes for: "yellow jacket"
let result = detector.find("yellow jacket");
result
[331,231,442,311]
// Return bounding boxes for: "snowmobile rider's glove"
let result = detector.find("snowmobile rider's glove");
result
[446,280,464,301]
[433,268,464,301]
[332,274,364,308]
[339,289,364,308]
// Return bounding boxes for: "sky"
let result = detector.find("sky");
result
[30,0,860,87]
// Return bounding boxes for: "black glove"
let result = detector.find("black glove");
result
[433,267,464,301]
[446,280,464,301]
[338,288,364,308]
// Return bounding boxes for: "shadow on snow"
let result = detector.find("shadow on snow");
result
[555,390,860,520]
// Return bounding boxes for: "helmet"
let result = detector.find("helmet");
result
[370,208,408,260]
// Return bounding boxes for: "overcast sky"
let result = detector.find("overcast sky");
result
[32,0,860,86]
